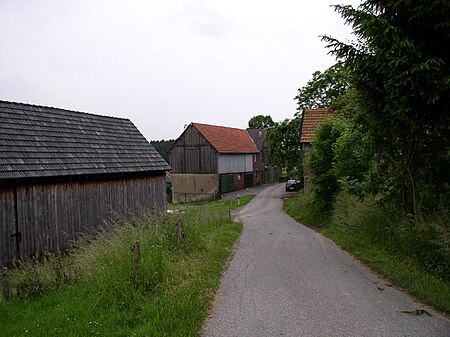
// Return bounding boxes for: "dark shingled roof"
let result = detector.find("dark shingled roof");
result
[0,100,170,180]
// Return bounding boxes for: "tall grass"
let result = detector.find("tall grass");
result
[283,191,332,227]
[284,191,450,313]
[331,192,449,281]
[0,196,252,336]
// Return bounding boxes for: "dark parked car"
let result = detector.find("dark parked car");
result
[285,179,298,192]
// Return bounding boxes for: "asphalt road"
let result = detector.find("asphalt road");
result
[202,184,450,337]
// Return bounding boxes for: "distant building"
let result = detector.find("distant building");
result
[0,100,170,264]
[247,129,281,185]
[299,108,333,193]
[169,123,258,202]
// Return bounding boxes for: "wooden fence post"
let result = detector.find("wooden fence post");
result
[134,241,140,289]
[55,254,63,288]
[176,219,185,249]
[2,267,9,300]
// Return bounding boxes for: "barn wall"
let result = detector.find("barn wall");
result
[253,152,264,185]
[233,173,245,191]
[0,187,16,266]
[301,143,312,194]
[171,173,219,203]
[217,154,253,174]
[219,172,253,194]
[169,126,217,174]
[0,174,166,264]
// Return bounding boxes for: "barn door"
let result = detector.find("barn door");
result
[274,167,279,182]
[264,168,270,184]
[244,173,253,188]
[220,175,234,193]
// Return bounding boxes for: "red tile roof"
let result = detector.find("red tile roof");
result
[193,123,259,154]
[299,108,333,143]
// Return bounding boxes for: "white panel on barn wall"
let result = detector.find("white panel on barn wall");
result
[245,154,253,172]
[218,154,253,174]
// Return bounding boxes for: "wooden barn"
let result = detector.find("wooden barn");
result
[299,108,333,193]
[0,100,170,264]
[169,123,258,202]
[247,129,281,185]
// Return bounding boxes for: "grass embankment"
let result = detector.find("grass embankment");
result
[284,192,450,314]
[0,195,254,337]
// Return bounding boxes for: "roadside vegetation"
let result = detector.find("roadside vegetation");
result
[285,192,450,313]
[285,0,449,313]
[0,195,253,337]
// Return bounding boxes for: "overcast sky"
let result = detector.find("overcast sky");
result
[0,0,359,141]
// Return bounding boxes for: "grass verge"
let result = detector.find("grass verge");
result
[284,191,332,230]
[284,191,450,314]
[0,196,253,337]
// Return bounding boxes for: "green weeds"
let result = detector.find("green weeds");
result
[284,192,331,228]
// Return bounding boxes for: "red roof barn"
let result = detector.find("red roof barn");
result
[169,123,258,202]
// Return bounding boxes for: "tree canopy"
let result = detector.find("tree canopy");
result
[267,118,303,180]
[294,62,349,114]
[322,0,450,215]
[296,0,450,284]
[247,115,275,129]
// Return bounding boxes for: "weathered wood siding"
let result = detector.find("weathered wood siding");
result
[0,175,166,264]
[169,125,217,174]
[217,154,253,174]
[0,187,16,266]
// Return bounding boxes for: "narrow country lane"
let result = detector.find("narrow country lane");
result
[202,184,450,337]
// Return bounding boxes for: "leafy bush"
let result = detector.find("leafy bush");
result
[309,116,347,211]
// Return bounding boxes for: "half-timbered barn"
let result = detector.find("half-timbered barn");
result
[169,123,258,202]
[0,101,170,264]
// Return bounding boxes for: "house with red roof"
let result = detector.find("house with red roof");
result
[299,108,333,147]
[299,108,333,193]
[169,123,259,202]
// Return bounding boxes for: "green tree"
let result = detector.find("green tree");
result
[294,62,349,114]
[323,0,450,215]
[247,115,275,129]
[267,118,302,180]
[309,116,347,211]
[333,123,375,198]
